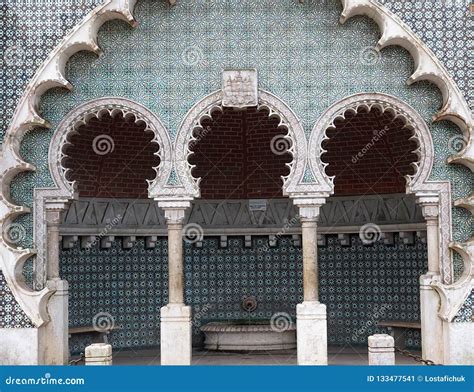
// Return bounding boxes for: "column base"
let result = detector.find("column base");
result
[296,301,327,365]
[443,320,474,365]
[419,274,444,364]
[40,279,69,365]
[160,304,192,365]
[0,328,41,365]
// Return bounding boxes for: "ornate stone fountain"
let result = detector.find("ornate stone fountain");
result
[200,297,296,351]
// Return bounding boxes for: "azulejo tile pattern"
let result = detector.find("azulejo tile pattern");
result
[0,0,471,144]
[453,289,474,323]
[0,271,34,328]
[0,0,472,331]
[378,0,472,106]
[61,235,426,353]
[8,0,472,271]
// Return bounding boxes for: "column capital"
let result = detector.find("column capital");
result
[418,197,440,220]
[44,198,70,212]
[44,199,69,225]
[292,197,326,221]
[158,200,191,224]
[45,209,63,226]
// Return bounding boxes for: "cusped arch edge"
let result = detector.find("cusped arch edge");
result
[151,89,310,201]
[0,0,471,326]
[308,92,459,286]
[48,97,173,201]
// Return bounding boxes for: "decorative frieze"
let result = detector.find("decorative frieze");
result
[80,236,96,249]
[100,236,114,249]
[381,232,395,245]
[245,235,252,248]
[62,235,78,249]
[292,234,301,247]
[268,235,277,247]
[338,234,351,246]
[61,194,425,236]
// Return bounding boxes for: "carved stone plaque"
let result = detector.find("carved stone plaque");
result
[222,69,258,108]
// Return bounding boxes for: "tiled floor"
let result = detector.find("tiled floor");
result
[108,346,421,366]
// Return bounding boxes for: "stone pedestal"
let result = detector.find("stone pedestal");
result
[296,301,327,365]
[443,320,474,365]
[368,334,395,365]
[0,328,41,365]
[85,343,112,365]
[160,304,192,365]
[40,279,69,365]
[420,274,444,364]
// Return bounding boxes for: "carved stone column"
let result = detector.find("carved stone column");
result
[40,204,69,365]
[158,201,192,365]
[418,197,444,364]
[293,198,327,366]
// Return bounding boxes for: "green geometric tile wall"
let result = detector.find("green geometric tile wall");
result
[0,271,34,328]
[9,0,472,255]
[1,0,471,143]
[61,234,427,354]
[453,289,474,323]
[1,0,471,330]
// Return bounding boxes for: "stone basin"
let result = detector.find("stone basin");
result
[201,321,296,351]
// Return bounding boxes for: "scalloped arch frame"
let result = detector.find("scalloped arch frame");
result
[308,92,454,283]
[148,90,309,201]
[0,0,471,327]
[27,97,173,290]
[49,97,172,201]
